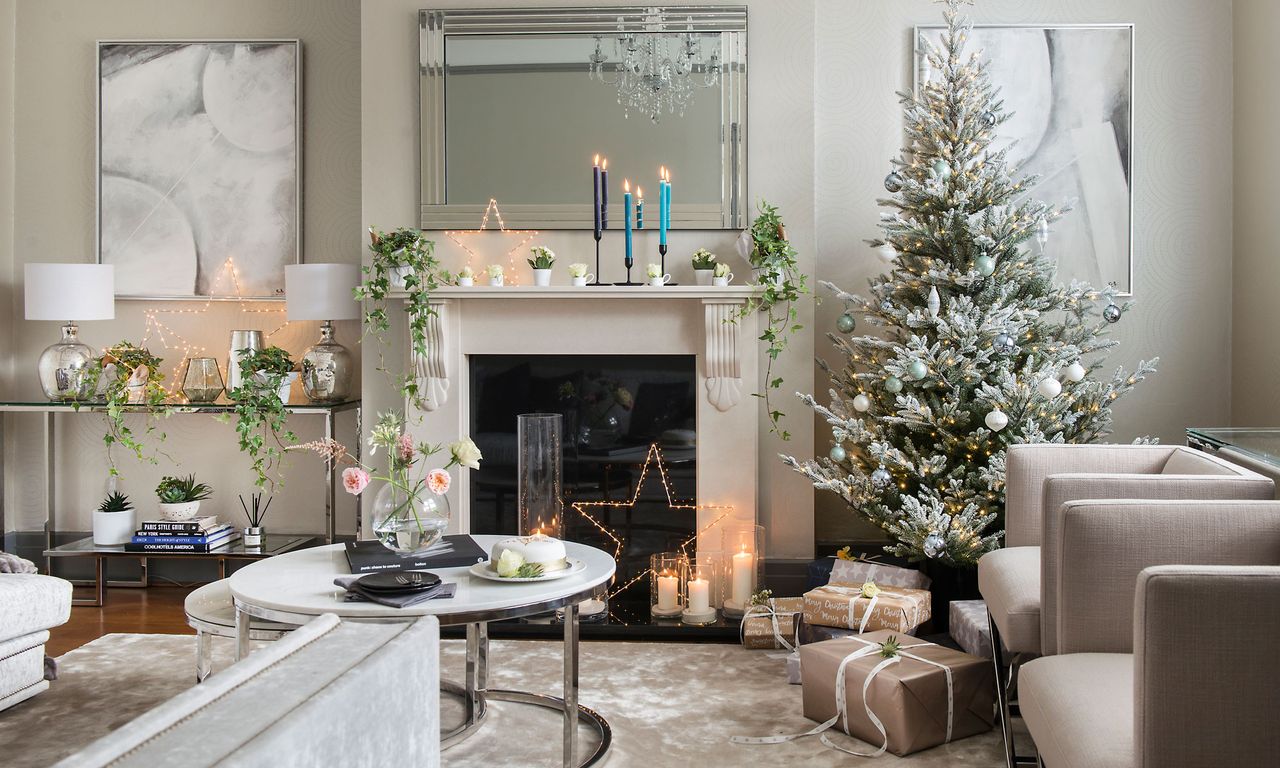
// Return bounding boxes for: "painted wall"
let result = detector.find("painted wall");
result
[0,0,361,535]
[1232,0,1280,427]
[813,0,1234,542]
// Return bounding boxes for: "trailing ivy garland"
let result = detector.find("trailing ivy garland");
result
[224,346,298,492]
[95,341,169,477]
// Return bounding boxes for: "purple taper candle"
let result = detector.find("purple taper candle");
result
[592,154,602,237]
[600,158,609,230]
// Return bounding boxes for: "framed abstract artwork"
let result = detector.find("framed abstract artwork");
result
[915,24,1134,295]
[97,40,301,299]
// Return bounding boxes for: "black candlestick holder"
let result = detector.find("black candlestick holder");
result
[590,230,607,286]
[658,243,678,286]
[614,246,642,286]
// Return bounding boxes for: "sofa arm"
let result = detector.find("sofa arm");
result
[1039,473,1275,654]
[1004,444,1173,547]
[1054,499,1280,655]
[1135,565,1280,768]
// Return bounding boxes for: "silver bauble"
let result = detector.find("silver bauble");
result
[871,467,892,489]
[1103,302,1122,323]
[837,313,856,333]
[884,172,905,193]
[932,159,951,180]
[829,445,847,463]
[884,376,903,394]
[980,110,997,128]
[923,533,946,558]
[907,360,928,380]
[993,333,1017,356]
[975,255,996,276]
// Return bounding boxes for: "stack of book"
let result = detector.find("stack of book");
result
[124,516,240,553]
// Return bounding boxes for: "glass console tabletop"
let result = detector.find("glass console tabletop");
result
[1185,427,1280,467]
[46,534,316,558]
[0,398,360,414]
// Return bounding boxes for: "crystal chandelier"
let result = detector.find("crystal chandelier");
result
[587,10,721,123]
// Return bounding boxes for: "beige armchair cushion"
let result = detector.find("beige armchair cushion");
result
[1134,565,1280,768]
[1018,653,1133,768]
[977,546,1040,653]
[1055,500,1280,654]
[1039,458,1273,654]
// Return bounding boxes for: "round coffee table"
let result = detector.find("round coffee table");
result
[228,536,616,768]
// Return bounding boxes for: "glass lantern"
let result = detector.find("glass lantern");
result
[682,552,719,625]
[517,413,564,538]
[650,552,686,619]
[180,357,224,403]
[721,523,765,617]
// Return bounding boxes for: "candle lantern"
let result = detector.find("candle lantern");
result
[721,524,765,618]
[517,413,563,539]
[682,552,719,625]
[650,552,687,619]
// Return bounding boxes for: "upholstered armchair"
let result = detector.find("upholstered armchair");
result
[979,444,1273,767]
[1019,499,1280,767]
[0,565,73,712]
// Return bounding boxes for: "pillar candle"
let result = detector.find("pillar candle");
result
[657,573,679,610]
[731,548,754,605]
[688,577,710,613]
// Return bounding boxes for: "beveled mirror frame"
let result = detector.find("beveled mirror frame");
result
[419,6,747,230]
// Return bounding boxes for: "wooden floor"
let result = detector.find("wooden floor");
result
[48,585,197,657]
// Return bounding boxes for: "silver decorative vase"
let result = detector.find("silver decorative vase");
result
[301,321,352,402]
[38,322,97,401]
[227,330,263,394]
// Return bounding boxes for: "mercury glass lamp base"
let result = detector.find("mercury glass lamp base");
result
[301,321,353,403]
[38,323,97,402]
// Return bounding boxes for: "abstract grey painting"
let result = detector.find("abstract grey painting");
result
[916,25,1133,294]
[98,41,300,298]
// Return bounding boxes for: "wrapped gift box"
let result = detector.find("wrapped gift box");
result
[741,597,804,650]
[829,559,931,590]
[800,630,995,756]
[803,584,931,634]
[785,652,802,685]
[948,600,992,659]
[797,615,918,646]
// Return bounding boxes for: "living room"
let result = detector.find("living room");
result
[1,1,1276,766]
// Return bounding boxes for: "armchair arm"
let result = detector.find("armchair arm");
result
[1004,444,1173,547]
[1040,472,1274,654]
[1054,499,1280,655]
[1135,565,1280,768]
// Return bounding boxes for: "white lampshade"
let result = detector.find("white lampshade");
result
[285,264,359,321]
[25,263,115,321]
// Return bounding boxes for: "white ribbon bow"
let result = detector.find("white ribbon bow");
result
[731,636,955,758]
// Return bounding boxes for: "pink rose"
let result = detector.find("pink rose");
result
[342,467,371,495]
[426,468,451,495]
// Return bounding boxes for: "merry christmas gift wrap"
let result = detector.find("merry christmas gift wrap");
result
[798,631,994,756]
[740,597,804,650]
[803,583,931,633]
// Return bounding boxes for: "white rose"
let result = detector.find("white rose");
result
[450,437,483,470]
[496,549,524,577]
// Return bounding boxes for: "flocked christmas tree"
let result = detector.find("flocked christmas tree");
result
[783,0,1157,567]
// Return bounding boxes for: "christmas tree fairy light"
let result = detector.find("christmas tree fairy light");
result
[444,198,539,285]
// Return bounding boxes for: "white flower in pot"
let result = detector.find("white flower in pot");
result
[156,474,213,522]
[646,263,670,286]
[457,265,475,287]
[691,248,717,285]
[92,491,136,546]
[528,246,556,286]
[567,262,594,287]
[712,261,735,286]
[485,264,505,287]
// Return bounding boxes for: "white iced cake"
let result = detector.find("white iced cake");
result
[490,534,568,572]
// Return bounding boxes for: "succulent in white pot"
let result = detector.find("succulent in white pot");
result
[691,248,717,285]
[156,475,213,522]
[528,246,555,287]
[92,491,136,546]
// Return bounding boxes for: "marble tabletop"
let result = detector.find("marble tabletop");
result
[229,535,616,624]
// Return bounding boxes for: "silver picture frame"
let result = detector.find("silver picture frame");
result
[96,39,303,301]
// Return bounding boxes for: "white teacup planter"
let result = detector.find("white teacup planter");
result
[159,500,202,522]
[458,276,474,287]
[571,274,596,287]
[712,273,735,287]
[648,274,672,287]
[92,508,136,546]
[489,276,505,287]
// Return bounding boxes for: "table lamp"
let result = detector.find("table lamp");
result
[285,264,359,402]
[25,263,115,401]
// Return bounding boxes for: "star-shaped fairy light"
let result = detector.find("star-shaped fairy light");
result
[444,198,539,285]
[136,257,288,396]
[570,443,732,599]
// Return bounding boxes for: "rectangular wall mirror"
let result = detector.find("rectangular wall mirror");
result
[420,6,747,230]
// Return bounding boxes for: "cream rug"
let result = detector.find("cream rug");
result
[0,634,1004,767]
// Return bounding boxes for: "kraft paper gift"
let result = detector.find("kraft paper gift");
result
[798,631,994,757]
[740,597,804,650]
[803,584,931,634]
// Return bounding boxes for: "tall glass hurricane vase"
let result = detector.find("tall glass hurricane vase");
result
[518,413,564,537]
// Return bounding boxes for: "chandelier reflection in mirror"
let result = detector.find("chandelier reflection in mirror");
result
[588,11,721,122]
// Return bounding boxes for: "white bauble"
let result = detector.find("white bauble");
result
[1037,377,1062,398]
[984,409,1009,432]
[876,243,897,263]
[926,286,941,318]
[1063,362,1086,383]
[852,393,871,412]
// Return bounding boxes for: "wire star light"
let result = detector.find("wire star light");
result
[444,198,539,285]
[570,442,733,599]
[137,257,289,395]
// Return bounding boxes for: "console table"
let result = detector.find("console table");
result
[1186,427,1280,486]
[0,398,360,605]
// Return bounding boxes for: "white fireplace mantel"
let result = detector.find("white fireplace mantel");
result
[396,285,762,539]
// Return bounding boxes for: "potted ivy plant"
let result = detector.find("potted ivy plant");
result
[242,345,298,403]
[528,246,556,286]
[92,491,135,546]
[156,474,213,521]
[96,341,169,478]
[691,248,718,285]
[224,347,298,493]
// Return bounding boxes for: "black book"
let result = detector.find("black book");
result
[139,516,220,534]
[344,535,488,574]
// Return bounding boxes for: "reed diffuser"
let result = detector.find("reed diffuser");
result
[239,493,273,547]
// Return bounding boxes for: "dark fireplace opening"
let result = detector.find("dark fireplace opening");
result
[469,354,726,635]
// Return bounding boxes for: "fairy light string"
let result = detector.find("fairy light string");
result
[444,198,539,284]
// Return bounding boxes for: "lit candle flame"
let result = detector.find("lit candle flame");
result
[602,158,607,170]
[636,186,643,199]
[624,178,630,193]
[594,153,599,165]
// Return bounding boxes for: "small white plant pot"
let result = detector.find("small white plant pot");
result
[458,277,474,287]
[712,274,734,287]
[488,276,505,287]
[159,500,202,522]
[92,509,136,546]
[648,274,672,287]
[532,269,553,287]
[694,269,714,286]
[571,274,595,287]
